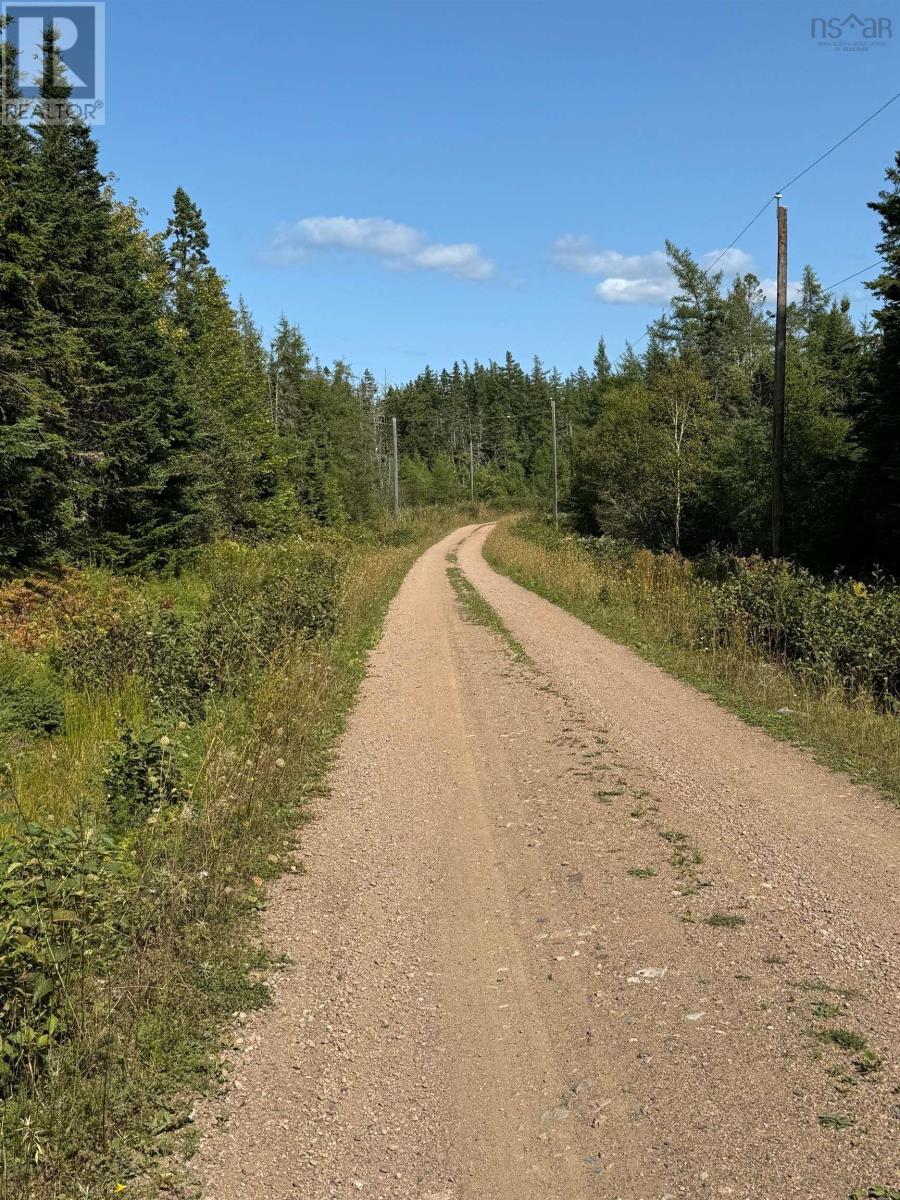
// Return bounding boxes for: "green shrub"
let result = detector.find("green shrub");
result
[0,820,131,1090]
[705,558,900,705]
[52,601,213,719]
[0,648,64,737]
[103,726,188,830]
[139,608,212,716]
[201,538,346,685]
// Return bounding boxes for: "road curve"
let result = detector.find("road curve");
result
[193,523,899,1200]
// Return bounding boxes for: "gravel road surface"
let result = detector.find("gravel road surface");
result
[193,523,898,1200]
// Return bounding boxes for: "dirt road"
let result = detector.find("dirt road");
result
[194,524,899,1200]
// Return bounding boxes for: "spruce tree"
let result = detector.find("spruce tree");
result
[859,151,900,569]
[31,28,203,567]
[0,26,71,567]
[177,269,295,538]
[165,186,210,334]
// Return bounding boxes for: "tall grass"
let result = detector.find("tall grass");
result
[0,506,476,1199]
[484,517,900,804]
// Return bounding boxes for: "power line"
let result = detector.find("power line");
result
[704,198,774,276]
[777,88,900,194]
[822,261,882,295]
[614,87,900,365]
[706,87,900,277]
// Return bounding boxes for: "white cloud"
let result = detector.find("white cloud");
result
[265,216,494,281]
[549,236,670,281]
[595,277,675,304]
[551,236,769,306]
[759,278,803,305]
[700,247,754,275]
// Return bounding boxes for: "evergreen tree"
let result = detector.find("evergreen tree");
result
[178,268,295,538]
[32,29,202,567]
[165,186,210,333]
[859,151,900,569]
[0,23,71,566]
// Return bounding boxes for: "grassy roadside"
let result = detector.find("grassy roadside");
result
[483,517,900,806]
[0,508,478,1200]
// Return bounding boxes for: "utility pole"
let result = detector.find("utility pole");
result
[772,196,787,558]
[469,437,475,504]
[392,415,400,518]
[550,399,559,529]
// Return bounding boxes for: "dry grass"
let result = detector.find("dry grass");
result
[10,683,148,824]
[484,518,900,804]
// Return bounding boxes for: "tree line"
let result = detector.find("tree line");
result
[1,24,898,576]
[384,157,900,574]
[1,26,384,572]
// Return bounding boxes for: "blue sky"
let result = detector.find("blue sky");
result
[96,0,898,384]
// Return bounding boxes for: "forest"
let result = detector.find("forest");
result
[1,18,900,1199]
[385,203,900,575]
[2,32,899,579]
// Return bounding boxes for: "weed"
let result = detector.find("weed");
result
[814,1028,869,1053]
[670,845,704,868]
[819,1112,855,1130]
[706,911,745,929]
[0,819,130,1086]
[853,1050,882,1074]
[791,978,857,1000]
[103,724,187,830]
[446,563,531,665]
[598,786,625,802]
[811,1001,843,1019]
[627,867,657,879]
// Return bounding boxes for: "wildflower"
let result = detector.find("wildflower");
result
[275,757,286,769]
[178,720,187,730]
[850,579,867,598]
[159,735,171,747]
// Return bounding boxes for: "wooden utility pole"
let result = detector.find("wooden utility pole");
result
[469,437,475,504]
[772,198,788,558]
[392,415,400,518]
[550,399,559,529]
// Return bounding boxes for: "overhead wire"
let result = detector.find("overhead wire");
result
[613,87,900,365]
